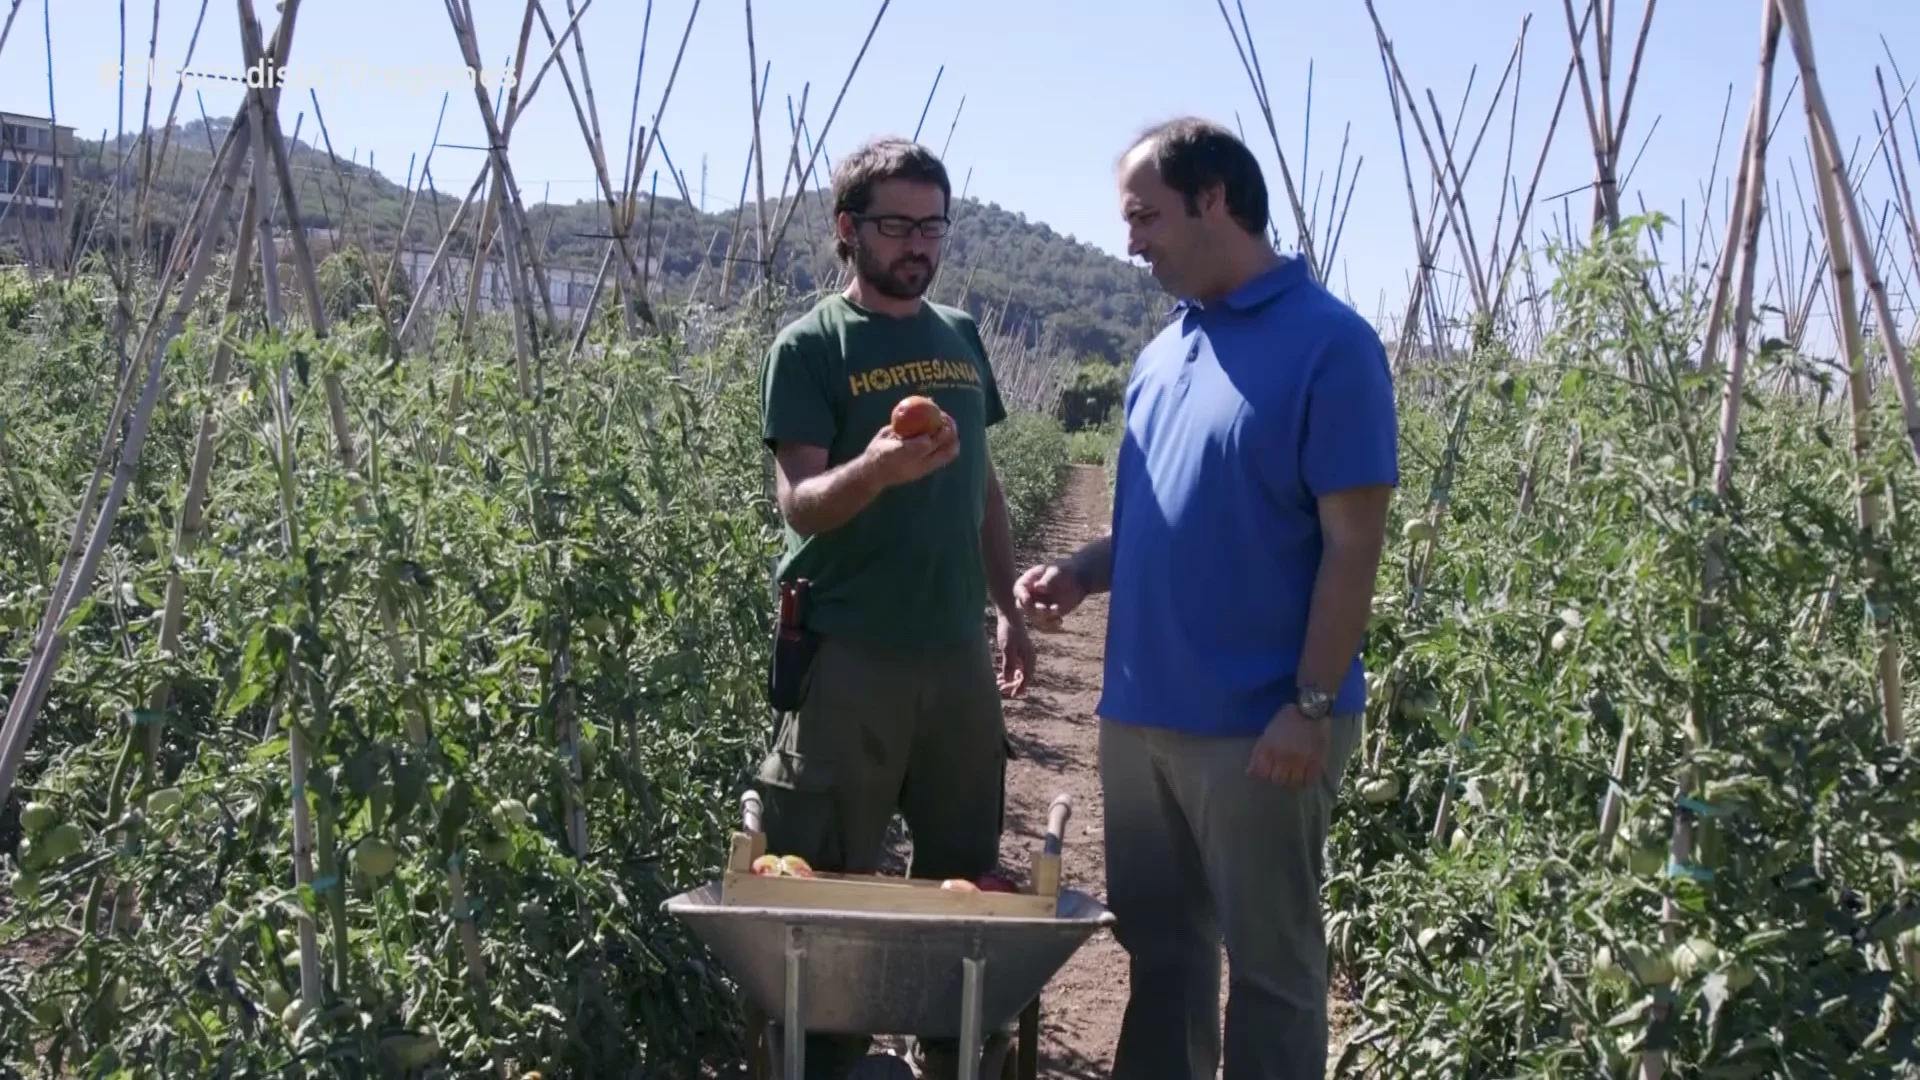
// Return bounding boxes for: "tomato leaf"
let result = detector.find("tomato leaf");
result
[1862,904,1920,944]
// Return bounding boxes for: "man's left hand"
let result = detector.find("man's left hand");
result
[1248,705,1329,786]
[997,614,1035,697]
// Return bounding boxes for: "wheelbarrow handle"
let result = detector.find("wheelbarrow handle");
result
[741,789,763,835]
[1043,794,1072,857]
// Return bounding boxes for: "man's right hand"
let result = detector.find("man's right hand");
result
[860,415,959,488]
[1014,562,1087,632]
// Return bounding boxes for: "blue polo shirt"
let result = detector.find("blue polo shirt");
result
[1095,256,1399,738]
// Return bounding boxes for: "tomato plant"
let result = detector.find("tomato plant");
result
[1330,223,1920,1076]
[0,269,1073,1076]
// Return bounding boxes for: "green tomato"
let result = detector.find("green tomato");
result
[491,798,530,830]
[355,838,399,879]
[1626,945,1675,987]
[19,801,55,834]
[1592,945,1625,986]
[1400,689,1441,721]
[30,822,83,868]
[1672,937,1717,981]
[1359,774,1400,804]
[144,787,184,817]
[399,1035,440,1068]
[1611,834,1666,876]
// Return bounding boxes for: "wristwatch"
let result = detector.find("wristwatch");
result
[1296,684,1334,720]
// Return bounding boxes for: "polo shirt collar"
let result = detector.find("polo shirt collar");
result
[1172,254,1308,317]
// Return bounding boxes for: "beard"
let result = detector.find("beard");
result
[852,238,937,300]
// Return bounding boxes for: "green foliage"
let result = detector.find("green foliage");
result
[1330,217,1920,1077]
[0,271,1071,1076]
[315,244,412,325]
[988,410,1070,545]
[1067,409,1123,470]
[1057,358,1128,433]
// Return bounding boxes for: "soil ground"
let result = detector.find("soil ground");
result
[922,463,1356,1076]
[875,463,1356,1076]
[982,462,1130,1077]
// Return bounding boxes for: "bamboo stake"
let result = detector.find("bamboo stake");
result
[0,113,253,807]
[142,185,257,764]
[232,4,502,1042]
[1697,102,1757,377]
[531,0,648,339]
[1789,9,1902,745]
[1875,69,1920,328]
[761,0,892,279]
[439,1,589,866]
[1213,0,1316,274]
[236,44,330,1007]
[0,0,25,67]
[624,0,704,230]
[441,0,581,348]
[1778,0,1920,482]
[744,0,770,279]
[1364,4,1493,317]
[1639,7,1780,1076]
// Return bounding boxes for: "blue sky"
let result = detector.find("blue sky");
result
[4,0,1918,335]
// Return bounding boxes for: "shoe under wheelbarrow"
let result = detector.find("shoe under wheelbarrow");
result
[664,790,1114,1080]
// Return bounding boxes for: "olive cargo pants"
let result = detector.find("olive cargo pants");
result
[753,632,1008,1079]
[1100,713,1363,1080]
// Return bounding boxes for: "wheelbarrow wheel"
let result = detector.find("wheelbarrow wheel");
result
[979,1032,1016,1080]
[745,1004,775,1080]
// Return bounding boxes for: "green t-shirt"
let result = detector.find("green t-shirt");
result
[760,292,1009,649]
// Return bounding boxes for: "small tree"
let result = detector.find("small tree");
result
[1056,357,1127,432]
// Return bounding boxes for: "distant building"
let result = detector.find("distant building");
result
[0,111,76,266]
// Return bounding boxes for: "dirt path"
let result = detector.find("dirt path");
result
[721,462,1352,1076]
[993,463,1127,1078]
[988,463,1354,1076]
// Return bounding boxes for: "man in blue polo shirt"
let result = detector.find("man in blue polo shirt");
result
[1015,117,1398,1080]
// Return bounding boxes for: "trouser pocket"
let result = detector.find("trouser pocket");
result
[754,729,841,871]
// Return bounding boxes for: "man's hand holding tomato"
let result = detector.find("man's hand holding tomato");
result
[861,395,958,488]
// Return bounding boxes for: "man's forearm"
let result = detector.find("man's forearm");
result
[783,456,885,537]
[1066,534,1115,595]
[981,474,1020,617]
[1294,539,1382,700]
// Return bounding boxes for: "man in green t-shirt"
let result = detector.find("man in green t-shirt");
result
[754,136,1036,1079]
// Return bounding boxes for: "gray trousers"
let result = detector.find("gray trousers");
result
[1099,713,1363,1080]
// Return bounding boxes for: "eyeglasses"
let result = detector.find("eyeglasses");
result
[853,213,951,239]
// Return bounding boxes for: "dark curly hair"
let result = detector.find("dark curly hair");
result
[829,137,951,261]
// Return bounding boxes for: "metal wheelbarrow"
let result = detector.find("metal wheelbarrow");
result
[664,790,1114,1080]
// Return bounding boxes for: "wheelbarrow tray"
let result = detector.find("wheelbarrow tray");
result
[664,880,1114,1038]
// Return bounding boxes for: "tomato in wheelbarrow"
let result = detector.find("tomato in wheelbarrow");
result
[939,871,1020,892]
[975,871,1021,893]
